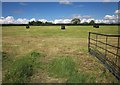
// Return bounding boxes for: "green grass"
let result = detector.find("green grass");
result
[67,73,96,83]
[2,25,119,83]
[2,26,118,37]
[48,56,76,77]
[48,56,96,83]
[3,51,45,83]
[2,52,14,71]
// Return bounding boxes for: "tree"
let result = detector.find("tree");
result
[29,21,43,26]
[36,21,43,25]
[71,18,81,24]
[29,21,36,25]
[45,22,53,25]
[89,20,95,25]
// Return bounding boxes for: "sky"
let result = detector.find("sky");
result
[1,0,120,2]
[1,1,120,24]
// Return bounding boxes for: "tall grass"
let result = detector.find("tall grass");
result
[49,56,76,77]
[5,57,33,83]
[67,73,96,83]
[3,51,45,83]
[2,52,14,71]
[48,56,96,83]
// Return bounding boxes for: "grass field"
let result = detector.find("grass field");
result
[2,25,119,83]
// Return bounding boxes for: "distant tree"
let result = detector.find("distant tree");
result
[29,21,43,26]
[36,21,43,25]
[99,23,106,25]
[29,21,36,25]
[45,22,53,25]
[89,20,95,25]
[71,18,81,24]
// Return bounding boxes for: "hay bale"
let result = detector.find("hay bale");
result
[61,25,65,30]
[93,24,99,28]
[26,25,30,29]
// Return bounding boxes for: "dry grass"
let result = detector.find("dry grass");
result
[2,26,119,83]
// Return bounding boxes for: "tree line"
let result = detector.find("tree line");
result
[28,18,104,26]
[29,21,53,26]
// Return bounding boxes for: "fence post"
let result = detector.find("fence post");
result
[88,32,91,52]
[105,36,108,57]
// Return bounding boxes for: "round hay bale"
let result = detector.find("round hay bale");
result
[26,25,30,29]
[61,25,65,30]
[93,24,99,28]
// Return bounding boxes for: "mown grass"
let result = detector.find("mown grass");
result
[2,25,119,83]
[2,26,118,37]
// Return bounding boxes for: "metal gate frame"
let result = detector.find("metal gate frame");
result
[88,32,120,80]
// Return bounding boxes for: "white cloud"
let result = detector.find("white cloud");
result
[0,16,15,24]
[72,14,92,20]
[53,19,71,24]
[104,15,117,20]
[0,20,3,24]
[59,0,72,5]
[95,19,104,23]
[81,19,87,23]
[115,10,120,15]
[0,16,30,24]
[5,16,15,24]
[81,18,94,23]
[0,16,52,24]
[0,18,4,24]
[16,18,29,24]
[81,19,107,24]
[38,19,47,23]
[63,19,72,23]
[30,18,36,22]
[103,14,118,24]
[102,9,120,24]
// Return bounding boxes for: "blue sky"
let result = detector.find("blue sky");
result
[1,2,119,24]
[2,2,118,20]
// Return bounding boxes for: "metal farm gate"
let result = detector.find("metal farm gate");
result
[88,32,120,80]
